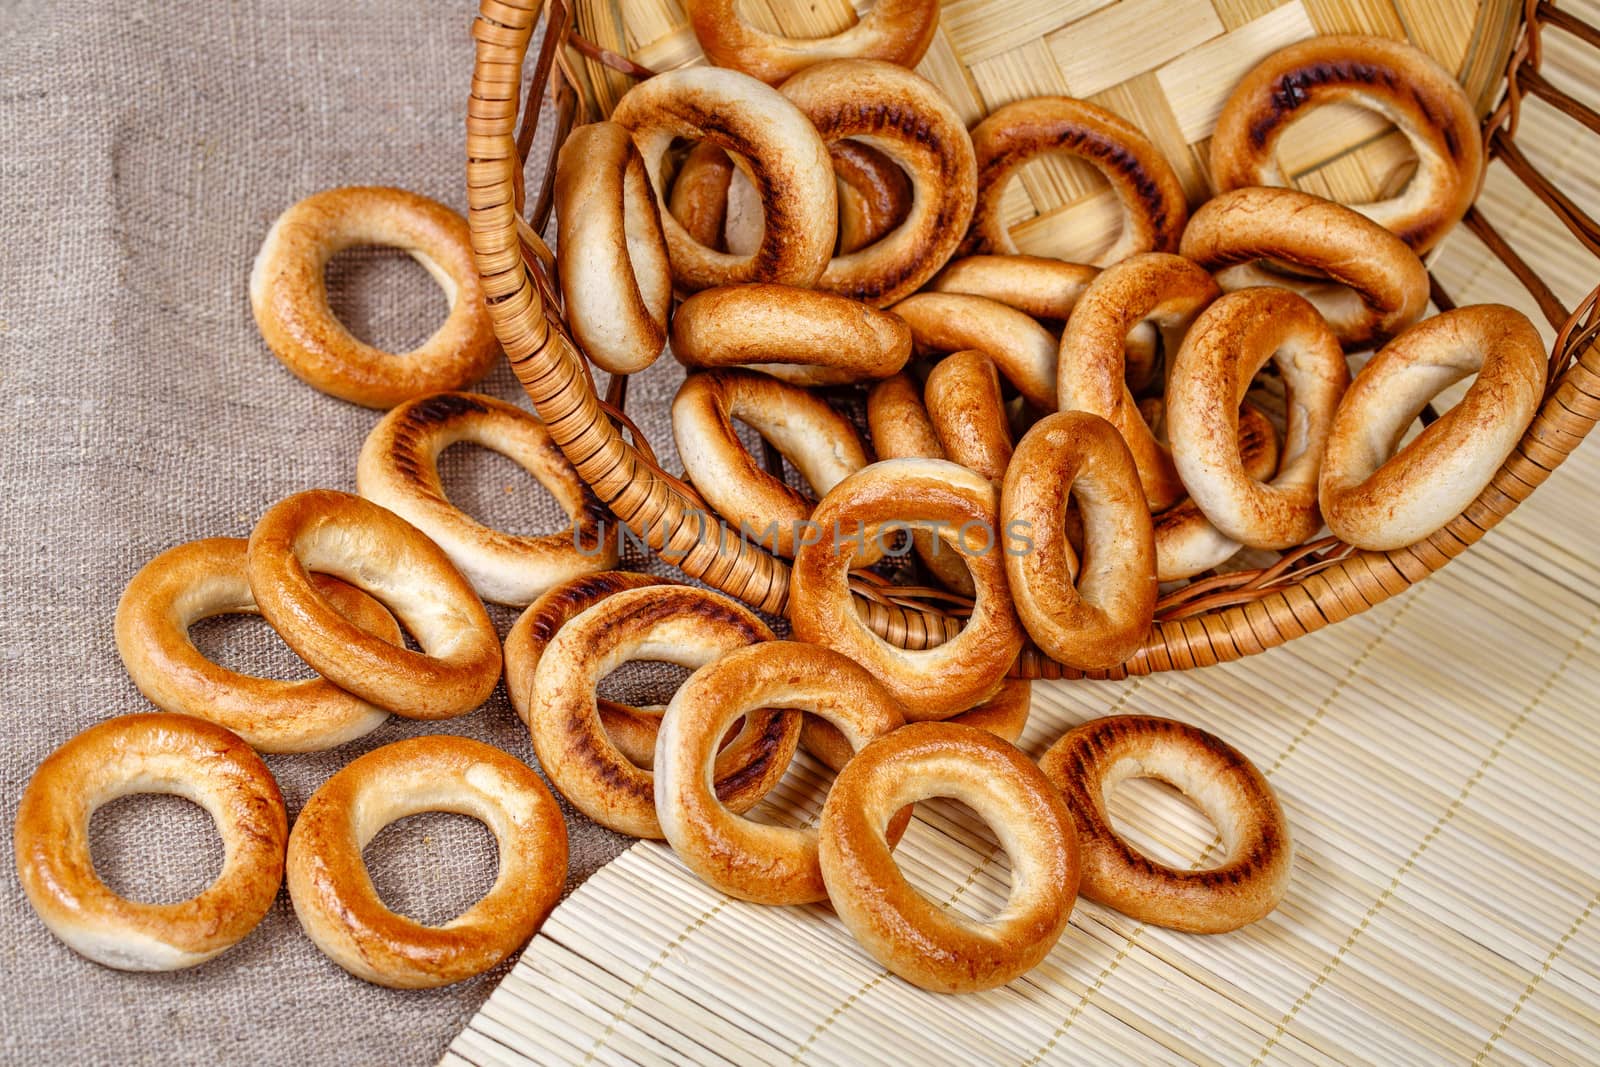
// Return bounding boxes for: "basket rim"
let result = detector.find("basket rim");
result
[465,0,1600,680]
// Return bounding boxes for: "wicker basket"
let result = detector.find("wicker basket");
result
[465,0,1600,679]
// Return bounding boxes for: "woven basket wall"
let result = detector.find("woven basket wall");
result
[467,0,1600,679]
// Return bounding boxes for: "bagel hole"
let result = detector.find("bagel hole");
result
[734,0,854,35]
[191,613,318,680]
[438,442,572,537]
[324,245,450,354]
[896,797,1014,922]
[597,659,694,709]
[365,811,499,926]
[738,709,835,832]
[1276,102,1418,207]
[90,793,224,904]
[1106,775,1220,870]
[1001,156,1117,264]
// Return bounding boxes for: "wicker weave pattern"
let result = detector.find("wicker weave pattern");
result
[466,0,1600,678]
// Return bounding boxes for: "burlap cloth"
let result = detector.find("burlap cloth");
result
[0,2,707,1062]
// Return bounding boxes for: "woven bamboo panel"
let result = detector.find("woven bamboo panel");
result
[573,0,1522,265]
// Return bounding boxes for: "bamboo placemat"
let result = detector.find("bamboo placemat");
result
[445,5,1600,1063]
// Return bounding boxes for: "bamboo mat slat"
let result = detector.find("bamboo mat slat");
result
[448,1,1600,1061]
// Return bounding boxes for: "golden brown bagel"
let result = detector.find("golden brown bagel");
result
[963,97,1188,267]
[832,139,914,255]
[1166,289,1350,550]
[115,538,396,753]
[779,60,978,307]
[1058,253,1221,512]
[528,584,800,838]
[356,392,616,606]
[249,186,498,409]
[1002,412,1156,669]
[685,0,938,86]
[801,679,1032,773]
[929,254,1100,322]
[246,489,502,719]
[892,292,1059,410]
[15,713,287,970]
[924,349,1014,483]
[1320,305,1546,550]
[1180,186,1429,349]
[612,66,837,292]
[554,122,672,374]
[1210,34,1483,254]
[672,370,869,557]
[819,722,1079,992]
[654,641,909,905]
[1154,402,1280,582]
[671,284,912,387]
[789,458,1026,720]
[1038,714,1291,933]
[286,735,566,988]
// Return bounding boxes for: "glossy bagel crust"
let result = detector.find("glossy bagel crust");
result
[249,186,498,409]
[1181,187,1429,349]
[685,0,939,86]
[1038,714,1291,933]
[654,641,909,905]
[1167,288,1351,550]
[673,369,869,557]
[528,584,801,838]
[246,489,502,719]
[286,735,567,988]
[1058,253,1221,512]
[930,254,1100,322]
[1320,304,1546,550]
[789,458,1026,720]
[802,679,1032,773]
[925,349,1014,483]
[612,66,837,292]
[671,283,912,386]
[779,60,978,307]
[1154,402,1280,582]
[115,537,397,753]
[356,392,616,606]
[15,713,287,971]
[1210,34,1483,254]
[892,291,1059,410]
[554,122,672,374]
[963,97,1188,267]
[1003,412,1157,670]
[819,722,1079,993]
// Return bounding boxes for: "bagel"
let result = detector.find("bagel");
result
[286,735,566,987]
[832,139,914,255]
[612,66,837,291]
[924,349,1014,483]
[15,713,286,970]
[1166,288,1350,550]
[802,679,1031,773]
[779,60,977,307]
[249,186,498,409]
[1320,305,1546,550]
[672,369,868,557]
[1003,412,1156,669]
[114,538,396,753]
[789,458,1026,720]
[1154,402,1280,582]
[246,489,502,719]
[1180,186,1429,349]
[528,584,801,838]
[554,122,672,374]
[963,97,1187,267]
[1058,253,1221,512]
[356,392,616,606]
[819,722,1078,992]
[891,292,1058,410]
[654,641,909,905]
[1039,715,1291,933]
[671,284,911,386]
[685,0,938,86]
[1210,34,1483,254]
[929,254,1099,322]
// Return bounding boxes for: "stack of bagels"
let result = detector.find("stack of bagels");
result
[17,5,1544,998]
